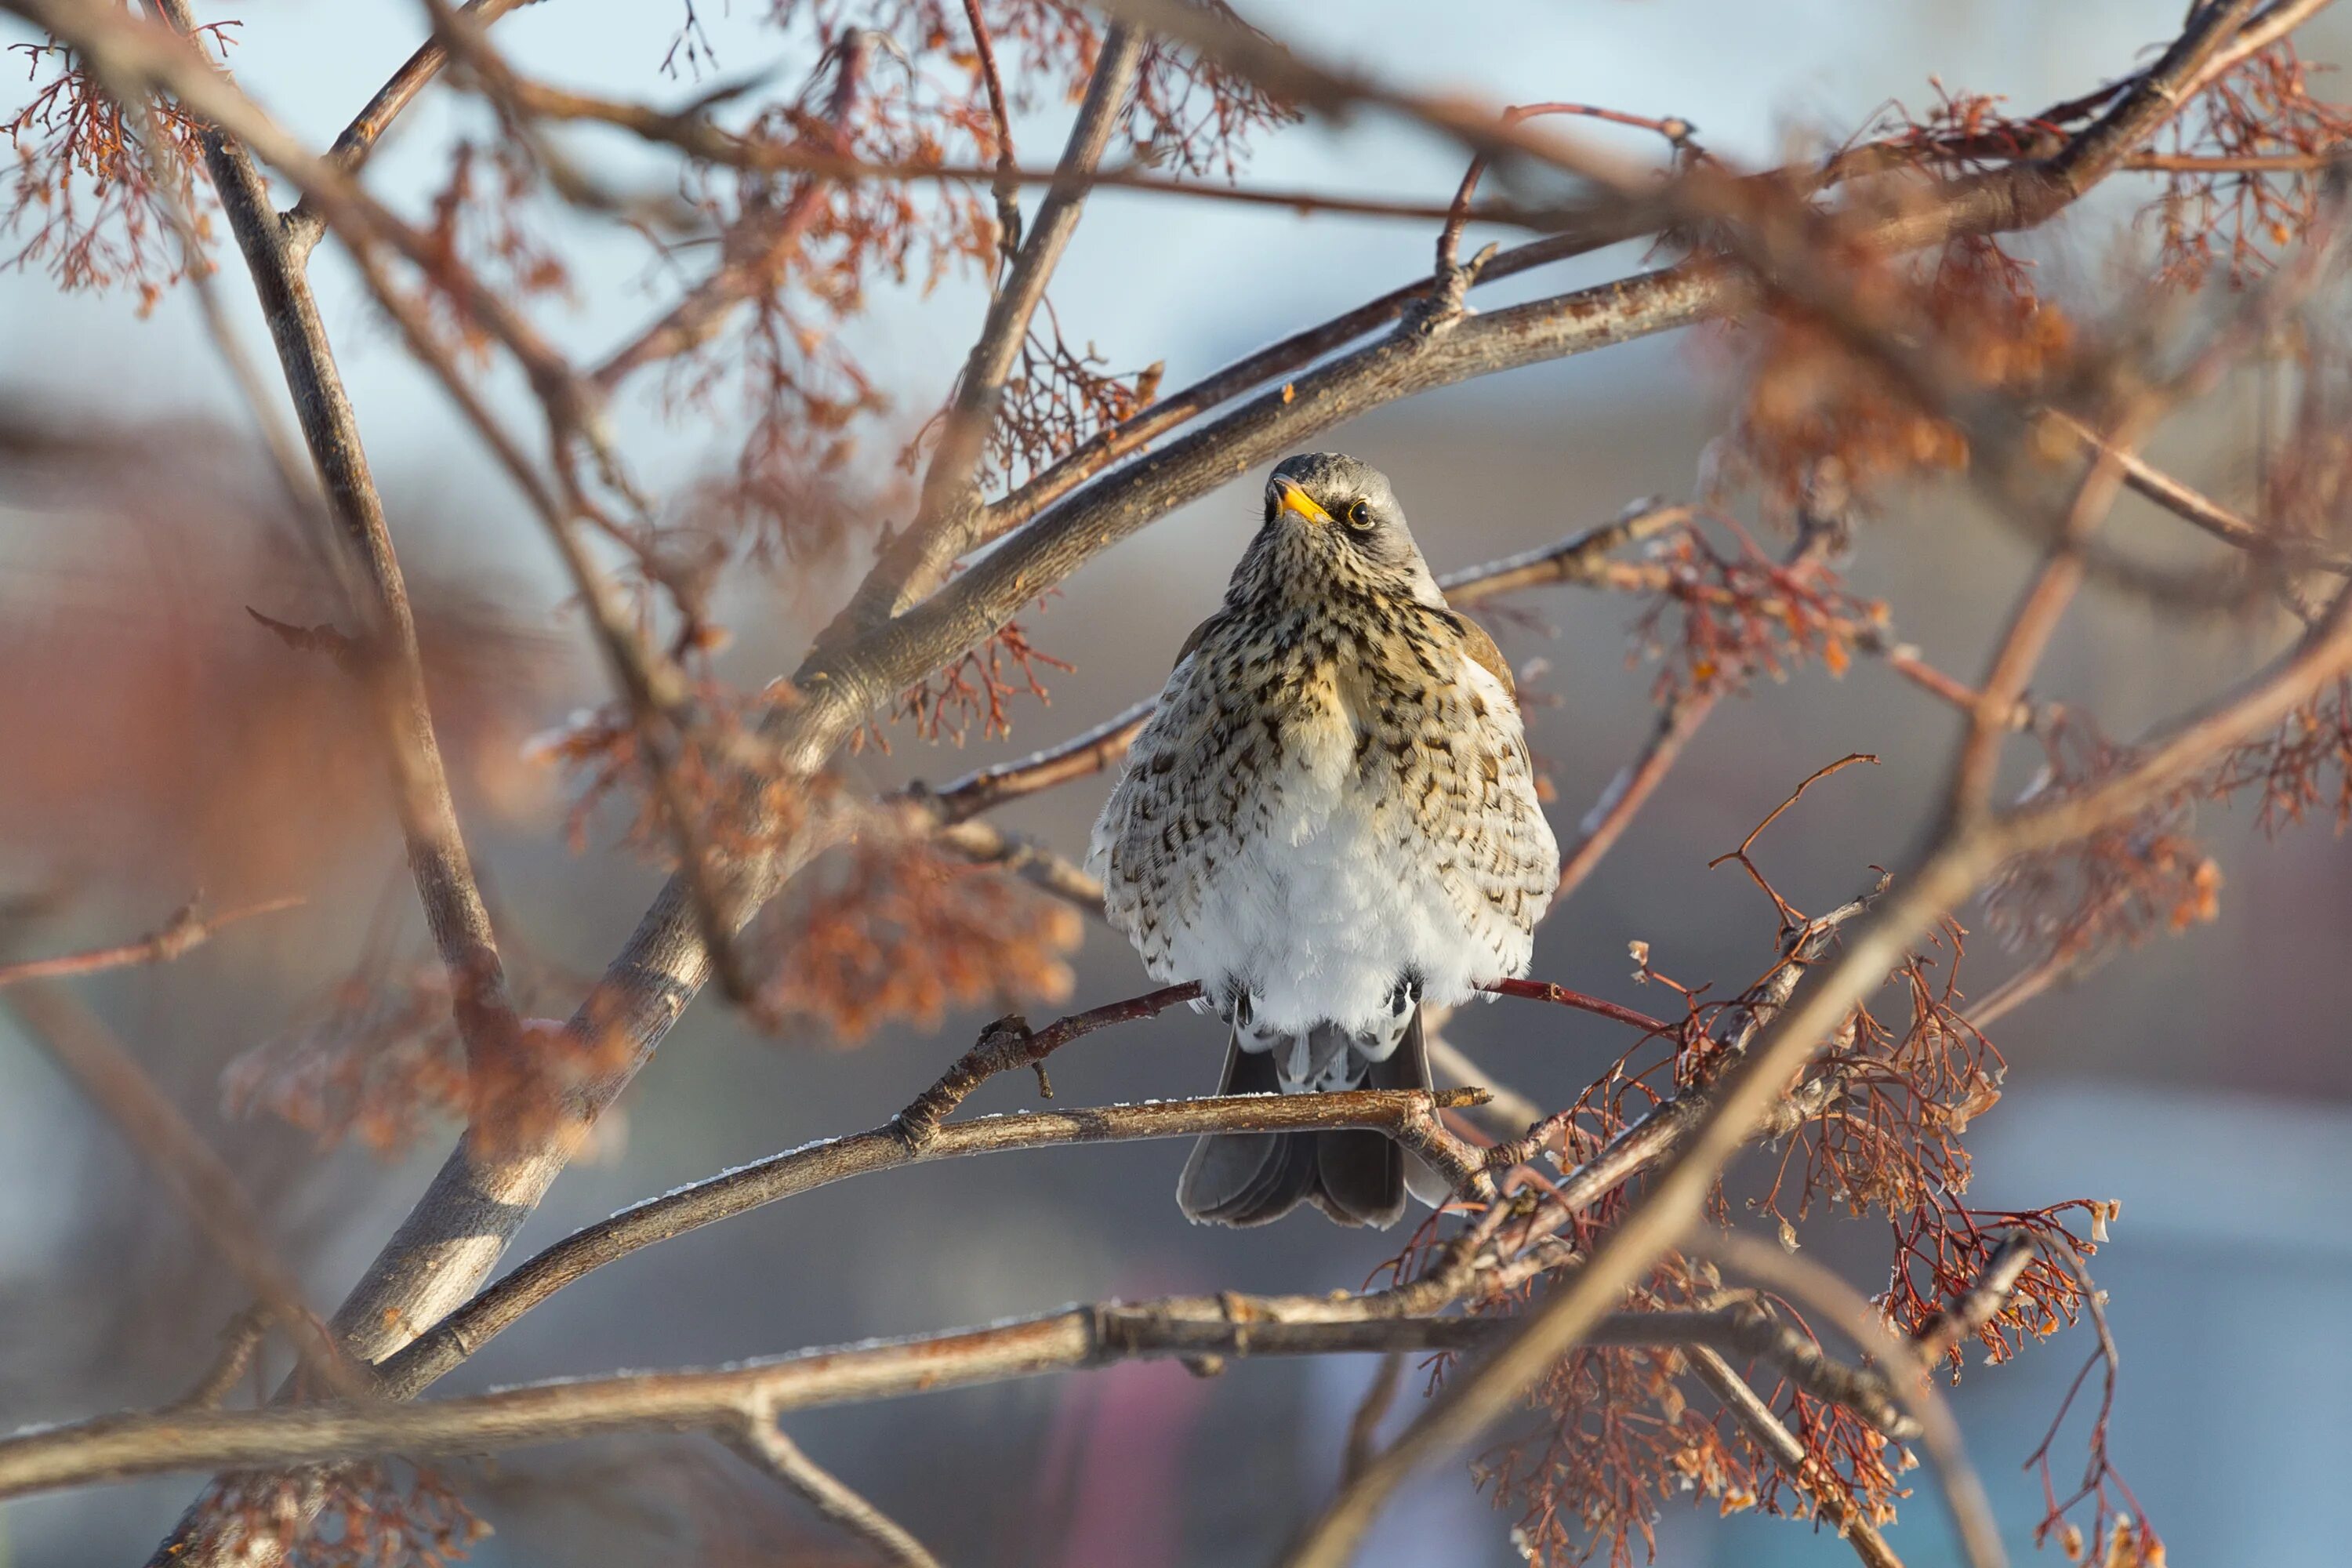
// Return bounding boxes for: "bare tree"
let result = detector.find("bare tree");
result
[3,2,2350,1565]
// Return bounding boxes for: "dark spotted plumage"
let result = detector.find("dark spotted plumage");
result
[1087,453,1559,1227]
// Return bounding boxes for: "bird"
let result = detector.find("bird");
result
[1087,452,1560,1228]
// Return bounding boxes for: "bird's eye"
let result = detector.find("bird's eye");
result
[1343,499,1373,530]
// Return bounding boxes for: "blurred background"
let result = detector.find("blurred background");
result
[5,2,2351,1564]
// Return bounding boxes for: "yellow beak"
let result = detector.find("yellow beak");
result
[1272,477,1334,525]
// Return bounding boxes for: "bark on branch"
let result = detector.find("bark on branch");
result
[0,1295,1915,1501]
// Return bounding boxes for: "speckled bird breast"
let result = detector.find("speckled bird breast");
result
[1089,592,1559,1038]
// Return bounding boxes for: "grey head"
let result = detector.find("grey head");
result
[1254,452,1437,591]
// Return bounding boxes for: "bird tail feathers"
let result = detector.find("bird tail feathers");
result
[1177,1008,1439,1228]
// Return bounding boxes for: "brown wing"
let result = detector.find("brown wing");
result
[1173,611,1223,671]
[1453,609,1515,701]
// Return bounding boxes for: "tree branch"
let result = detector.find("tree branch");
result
[0,896,300,989]
[370,1080,1482,1402]
[720,1417,942,1568]
[136,0,526,1202]
[1685,1346,1906,1568]
[0,1294,1923,1501]
[844,23,1148,627]
[1283,543,2352,1568]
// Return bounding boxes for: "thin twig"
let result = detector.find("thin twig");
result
[1340,1356,1405,1486]
[960,0,1020,266]
[1685,1346,1906,1568]
[0,896,301,989]
[5,983,365,1399]
[2044,408,2352,573]
[1483,978,1672,1036]
[1553,692,1715,905]
[1696,1231,2005,1568]
[168,1309,272,1414]
[721,1416,942,1568]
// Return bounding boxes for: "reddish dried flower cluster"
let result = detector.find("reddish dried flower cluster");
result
[224,973,630,1159]
[223,960,473,1156]
[529,678,826,865]
[904,304,1166,492]
[223,913,603,1158]
[1987,715,2224,981]
[654,2,1287,572]
[1886,1204,2103,1370]
[419,140,572,358]
[882,609,1074,745]
[1469,1261,1788,1568]
[2146,41,2352,289]
[753,833,1081,1040]
[1627,517,1888,699]
[2209,677,2352,832]
[1860,78,2068,175]
[1751,924,2007,1237]
[1373,779,2136,1567]
[1712,230,2072,514]
[201,1463,489,1568]
[2,25,232,309]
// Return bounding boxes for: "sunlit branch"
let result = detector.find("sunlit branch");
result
[0,1292,1926,1501]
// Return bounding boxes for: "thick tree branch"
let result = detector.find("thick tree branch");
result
[372,1082,1481,1402]
[848,24,1147,626]
[131,0,526,1189]
[0,1294,1919,1501]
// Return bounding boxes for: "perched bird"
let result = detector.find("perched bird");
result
[1088,452,1560,1228]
